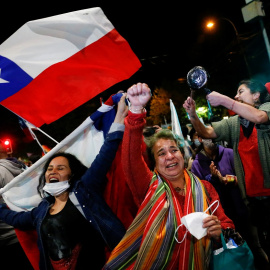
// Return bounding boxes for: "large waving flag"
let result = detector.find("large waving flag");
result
[0,7,141,127]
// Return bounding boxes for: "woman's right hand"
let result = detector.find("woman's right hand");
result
[127,83,151,113]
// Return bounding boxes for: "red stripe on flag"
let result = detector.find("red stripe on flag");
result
[15,229,40,270]
[1,29,141,127]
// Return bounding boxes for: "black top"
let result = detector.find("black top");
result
[41,198,105,269]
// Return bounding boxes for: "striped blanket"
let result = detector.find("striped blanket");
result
[104,170,212,270]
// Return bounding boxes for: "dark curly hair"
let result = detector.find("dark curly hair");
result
[145,129,184,171]
[37,152,88,197]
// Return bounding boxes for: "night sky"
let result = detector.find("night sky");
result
[0,0,270,157]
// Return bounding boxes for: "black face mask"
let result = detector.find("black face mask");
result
[239,117,255,138]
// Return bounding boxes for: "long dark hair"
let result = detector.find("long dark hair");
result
[239,79,270,104]
[37,152,88,197]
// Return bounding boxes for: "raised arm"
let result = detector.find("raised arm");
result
[82,94,128,192]
[122,83,153,206]
[183,96,217,139]
[206,91,269,124]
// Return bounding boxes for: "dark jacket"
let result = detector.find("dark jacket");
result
[0,128,126,270]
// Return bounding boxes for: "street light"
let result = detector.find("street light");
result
[207,17,239,38]
[206,17,251,76]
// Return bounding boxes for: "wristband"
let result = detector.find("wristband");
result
[230,100,235,111]
[129,107,146,113]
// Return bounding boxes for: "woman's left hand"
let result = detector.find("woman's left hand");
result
[202,215,222,241]
[114,93,129,124]
[209,162,227,184]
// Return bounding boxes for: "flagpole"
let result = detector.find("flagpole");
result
[26,121,59,144]
[0,105,59,144]
[29,129,47,155]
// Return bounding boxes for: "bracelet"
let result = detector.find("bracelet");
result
[129,107,145,113]
[230,100,235,111]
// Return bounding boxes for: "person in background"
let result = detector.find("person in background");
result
[183,79,270,270]
[104,83,234,270]
[185,127,201,170]
[0,94,128,270]
[0,141,34,269]
[191,136,250,245]
[191,136,236,204]
[180,125,193,168]
[189,127,201,156]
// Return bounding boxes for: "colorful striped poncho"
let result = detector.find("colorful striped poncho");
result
[104,170,212,270]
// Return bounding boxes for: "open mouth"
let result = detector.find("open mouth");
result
[49,178,59,183]
[166,163,177,168]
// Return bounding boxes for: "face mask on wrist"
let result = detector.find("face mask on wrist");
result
[174,200,219,243]
[43,180,70,197]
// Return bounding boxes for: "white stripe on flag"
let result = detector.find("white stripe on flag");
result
[0,7,114,77]
[0,116,105,211]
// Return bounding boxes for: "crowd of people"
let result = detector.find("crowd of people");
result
[0,79,269,270]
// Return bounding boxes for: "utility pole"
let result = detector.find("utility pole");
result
[241,0,270,68]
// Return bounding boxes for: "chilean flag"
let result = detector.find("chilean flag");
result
[0,7,141,127]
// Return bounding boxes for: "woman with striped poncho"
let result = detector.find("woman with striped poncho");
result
[104,83,234,270]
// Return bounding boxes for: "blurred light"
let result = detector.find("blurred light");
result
[4,140,10,146]
[197,106,208,113]
[206,21,214,28]
[1,139,13,154]
[177,77,186,83]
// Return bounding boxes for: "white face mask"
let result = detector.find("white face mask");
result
[194,139,201,147]
[43,180,70,197]
[174,200,219,243]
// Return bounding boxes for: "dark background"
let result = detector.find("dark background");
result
[1,0,270,158]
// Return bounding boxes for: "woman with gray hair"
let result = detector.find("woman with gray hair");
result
[104,83,234,270]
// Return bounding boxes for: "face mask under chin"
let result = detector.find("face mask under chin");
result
[43,180,70,197]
